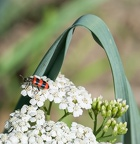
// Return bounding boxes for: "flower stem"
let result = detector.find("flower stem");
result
[94,118,106,136]
[48,101,53,115]
[93,112,98,134]
[88,110,93,119]
[97,133,112,141]
[46,115,51,121]
[43,105,48,113]
[57,111,70,121]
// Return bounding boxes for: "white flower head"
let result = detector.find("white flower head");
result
[20,74,92,117]
[70,122,98,144]
[4,105,46,133]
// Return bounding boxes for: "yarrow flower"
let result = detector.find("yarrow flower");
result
[70,122,97,143]
[21,74,92,117]
[1,107,99,144]
[5,105,45,133]
[0,73,128,144]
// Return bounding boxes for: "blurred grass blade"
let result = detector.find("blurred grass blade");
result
[15,14,140,144]
[0,0,106,77]
[0,0,34,35]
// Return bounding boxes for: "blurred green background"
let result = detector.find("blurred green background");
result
[0,0,140,133]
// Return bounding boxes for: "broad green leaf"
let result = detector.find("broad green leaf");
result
[15,14,140,143]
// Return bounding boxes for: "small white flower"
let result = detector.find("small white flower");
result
[59,97,68,110]
[77,94,92,109]
[21,85,34,97]
[29,91,47,107]
[8,135,19,143]
[35,110,45,125]
[21,105,38,117]
[0,134,8,142]
[70,103,83,117]
[21,89,28,96]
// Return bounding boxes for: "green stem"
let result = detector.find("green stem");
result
[95,118,107,136]
[42,105,49,120]
[43,105,48,113]
[48,101,53,115]
[93,112,98,133]
[88,110,93,120]
[46,114,51,121]
[57,111,70,121]
[97,133,112,141]
[44,102,53,121]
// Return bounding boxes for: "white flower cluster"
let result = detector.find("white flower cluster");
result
[0,105,98,144]
[21,74,92,117]
[0,74,124,144]
[5,105,45,133]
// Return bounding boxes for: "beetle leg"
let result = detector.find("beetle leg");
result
[37,86,40,91]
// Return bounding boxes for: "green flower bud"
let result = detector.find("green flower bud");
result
[122,100,126,107]
[106,110,112,117]
[116,107,127,118]
[101,105,106,111]
[92,96,104,114]
[117,102,122,109]
[111,118,117,127]
[107,103,112,111]
[92,100,97,110]
[104,100,109,107]
[112,107,118,117]
[103,125,109,132]
[97,101,102,111]
[109,99,129,118]
[97,95,103,101]
[125,105,129,111]
[101,109,106,117]
[106,119,112,127]
[117,122,128,135]
[117,98,123,102]
[110,100,115,105]
[112,121,128,136]
[113,124,118,136]
[109,138,117,144]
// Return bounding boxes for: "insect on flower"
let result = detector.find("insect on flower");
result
[20,75,49,91]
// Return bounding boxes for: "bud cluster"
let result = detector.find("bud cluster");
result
[91,96,128,143]
[92,96,129,118]
[103,118,128,136]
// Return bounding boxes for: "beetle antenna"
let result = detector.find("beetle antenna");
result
[19,75,24,80]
